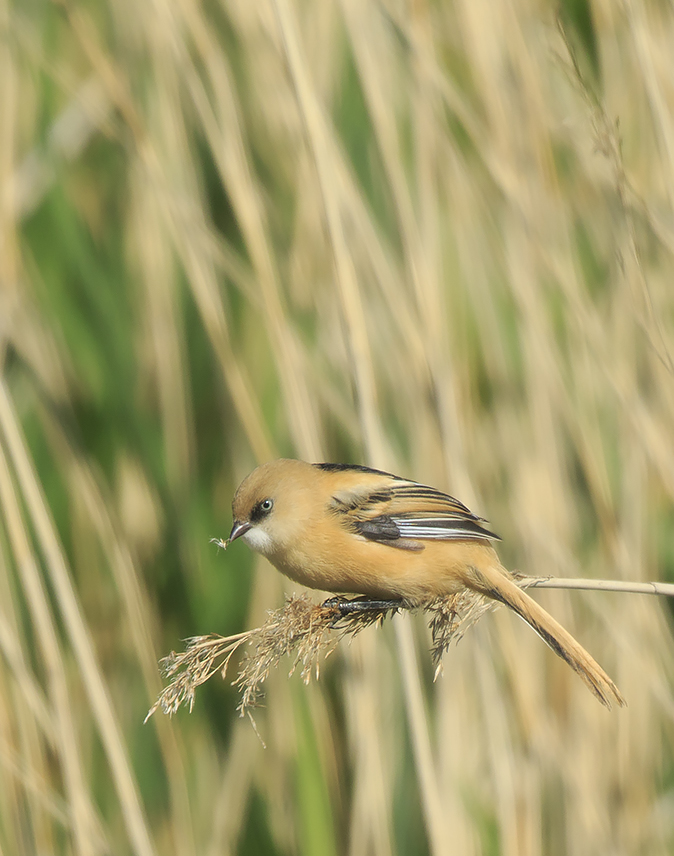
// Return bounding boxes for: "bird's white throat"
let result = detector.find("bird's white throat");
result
[242,527,273,555]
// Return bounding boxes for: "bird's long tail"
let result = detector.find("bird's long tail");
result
[466,563,625,709]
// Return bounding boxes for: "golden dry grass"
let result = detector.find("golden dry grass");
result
[1,0,674,853]
[145,590,494,722]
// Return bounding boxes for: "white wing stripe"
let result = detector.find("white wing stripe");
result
[393,516,475,524]
[393,519,478,529]
[392,520,492,539]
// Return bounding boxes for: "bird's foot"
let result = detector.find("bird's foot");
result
[322,595,403,616]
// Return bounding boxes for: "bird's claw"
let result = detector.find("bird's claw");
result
[321,596,403,616]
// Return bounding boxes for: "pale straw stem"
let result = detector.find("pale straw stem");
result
[518,577,674,597]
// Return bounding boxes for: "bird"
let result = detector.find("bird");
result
[228,458,625,708]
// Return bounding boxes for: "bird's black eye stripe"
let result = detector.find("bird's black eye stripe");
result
[250,498,274,522]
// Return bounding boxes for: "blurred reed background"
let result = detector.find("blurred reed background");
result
[1,0,674,853]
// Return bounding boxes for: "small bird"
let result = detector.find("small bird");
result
[229,459,625,708]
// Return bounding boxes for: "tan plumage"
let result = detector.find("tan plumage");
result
[229,459,625,708]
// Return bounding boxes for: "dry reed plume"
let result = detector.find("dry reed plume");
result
[146,588,494,720]
[147,572,674,722]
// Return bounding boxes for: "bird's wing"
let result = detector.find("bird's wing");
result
[328,474,500,548]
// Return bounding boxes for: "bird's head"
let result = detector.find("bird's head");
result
[229,459,316,557]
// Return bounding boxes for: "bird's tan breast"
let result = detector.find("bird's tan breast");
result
[267,516,499,602]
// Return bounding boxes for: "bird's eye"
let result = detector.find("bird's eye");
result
[250,497,274,523]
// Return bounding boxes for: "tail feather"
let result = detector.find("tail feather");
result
[468,564,625,709]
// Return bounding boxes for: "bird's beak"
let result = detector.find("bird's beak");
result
[229,520,252,543]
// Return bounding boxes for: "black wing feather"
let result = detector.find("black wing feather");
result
[314,462,402,479]
[328,472,500,548]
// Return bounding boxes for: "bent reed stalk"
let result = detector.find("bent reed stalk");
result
[146,574,673,721]
[519,577,674,597]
